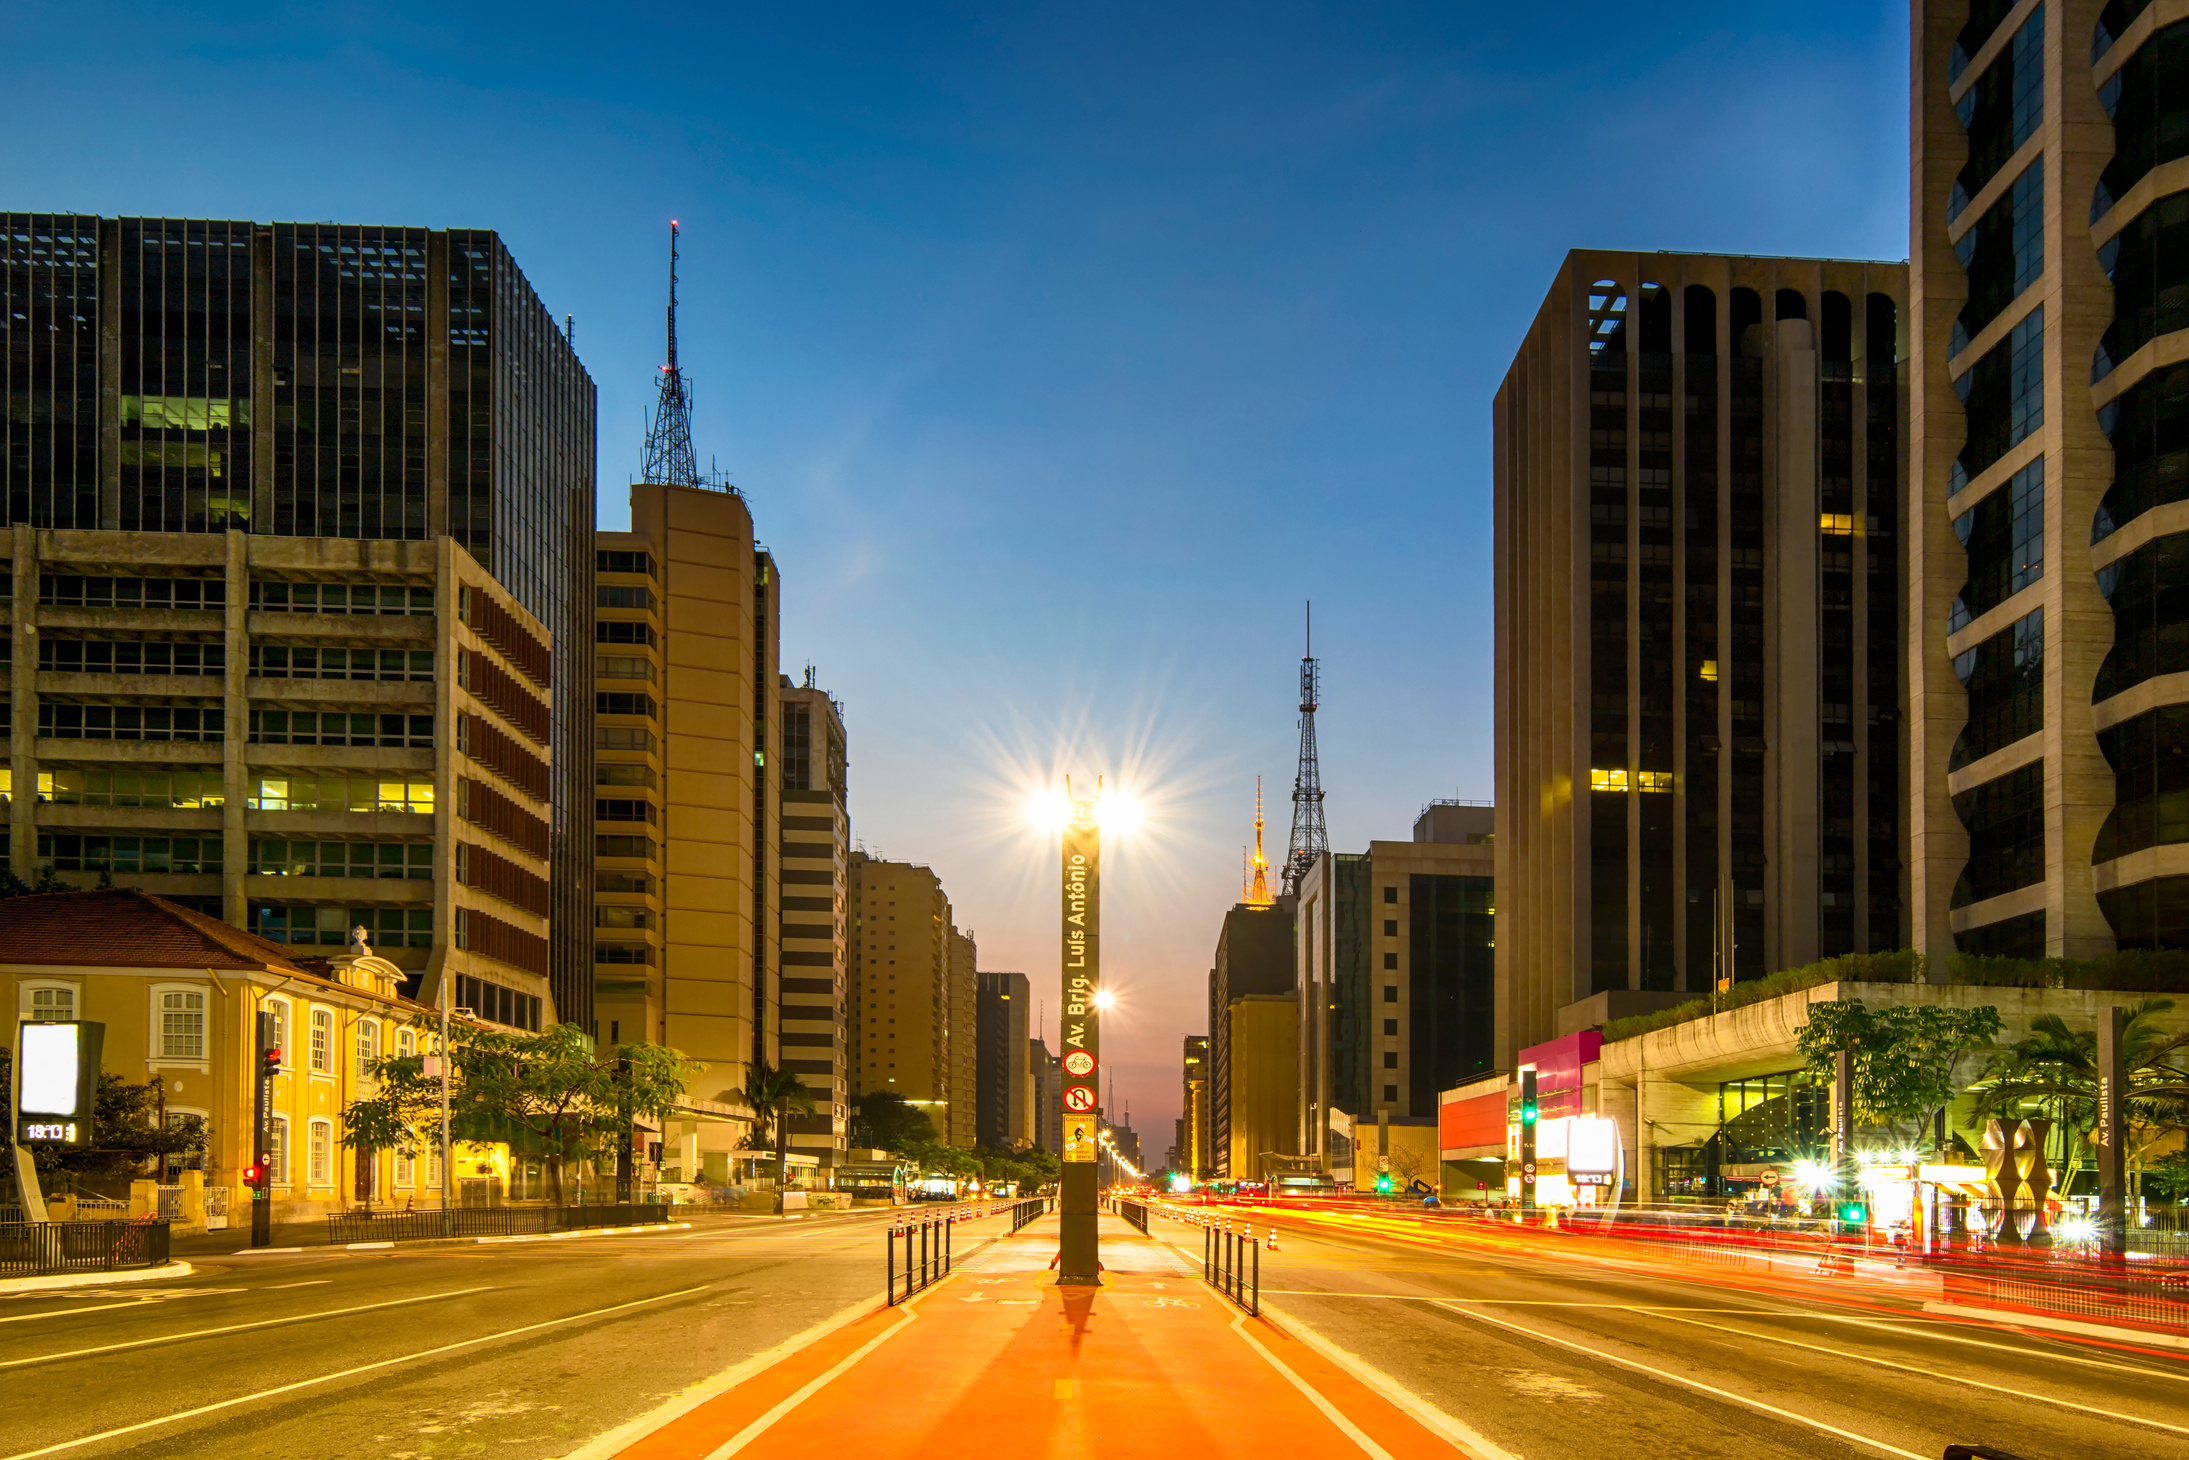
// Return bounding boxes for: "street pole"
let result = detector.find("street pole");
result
[251,1009,273,1247]
[2096,1005,2127,1263]
[1057,782,1102,1285]
[1518,1068,1538,1215]
[616,1057,634,1206]
[439,967,453,1237]
[1832,1048,1854,1227]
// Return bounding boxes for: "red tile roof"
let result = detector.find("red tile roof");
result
[0,889,311,972]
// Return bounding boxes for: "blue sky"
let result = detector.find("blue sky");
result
[4,1,1909,1150]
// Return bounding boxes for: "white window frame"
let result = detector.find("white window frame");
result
[147,982,211,1067]
[264,996,292,1070]
[162,1106,209,1179]
[393,1131,416,1189]
[356,1019,380,1081]
[268,1115,291,1188]
[308,1007,333,1076]
[307,1118,333,1188]
[19,981,80,1023]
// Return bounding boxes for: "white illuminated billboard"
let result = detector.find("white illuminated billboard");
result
[1567,1116,1618,1177]
[19,1022,83,1117]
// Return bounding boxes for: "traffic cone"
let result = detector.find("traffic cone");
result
[1266,1227,1278,1251]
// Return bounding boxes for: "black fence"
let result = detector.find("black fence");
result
[1203,1222,1259,1315]
[1118,1199,1149,1235]
[326,1201,674,1247]
[888,1210,955,1305]
[1009,1197,1049,1234]
[0,1218,170,1278]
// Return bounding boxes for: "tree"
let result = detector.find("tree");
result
[1796,999,2004,1148]
[851,1091,936,1152]
[1972,998,2189,1178]
[0,1057,210,1182]
[343,1021,699,1205]
[742,1061,819,1188]
[0,864,76,898]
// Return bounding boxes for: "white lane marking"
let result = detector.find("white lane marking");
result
[1816,1314,2189,1383]
[1227,1311,1394,1460]
[699,1308,918,1459]
[0,1283,705,1460]
[0,1285,498,1371]
[0,1302,147,1326]
[1640,1308,2189,1439]
[266,1281,334,1290]
[554,1294,883,1460]
[1435,1302,1926,1460]
[222,1247,303,1255]
[1259,1299,1523,1460]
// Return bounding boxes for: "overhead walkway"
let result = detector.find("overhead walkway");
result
[607,1211,1477,1458]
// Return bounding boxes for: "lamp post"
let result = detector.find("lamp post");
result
[1057,779,1103,1284]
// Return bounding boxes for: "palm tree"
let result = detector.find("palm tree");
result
[742,1061,819,1189]
[1972,998,2189,1188]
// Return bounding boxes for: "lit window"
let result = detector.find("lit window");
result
[26,987,75,1022]
[158,990,206,1060]
[308,1119,333,1186]
[1698,660,1719,682]
[357,1021,378,1080]
[1590,768,1630,792]
[1636,771,1675,793]
[310,1008,333,1073]
[269,1116,290,1186]
[1819,513,1856,535]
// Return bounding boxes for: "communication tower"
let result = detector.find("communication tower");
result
[1244,777,1274,908]
[1282,603,1327,896]
[641,220,707,488]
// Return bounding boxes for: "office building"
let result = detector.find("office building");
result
[591,486,780,1134]
[947,927,978,1147]
[1181,1033,1211,1178]
[1206,900,1294,1177]
[1908,0,2188,957]
[849,853,961,1137]
[779,674,849,1165]
[1224,993,1297,1183]
[1294,802,1496,1179]
[976,969,1034,1149]
[0,215,594,1030]
[1030,1036,1062,1155]
[1495,250,1911,1064]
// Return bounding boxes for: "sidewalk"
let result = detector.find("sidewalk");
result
[602,1214,1475,1458]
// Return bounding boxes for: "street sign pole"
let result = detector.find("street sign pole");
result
[251,1009,273,1248]
[1518,1068,1538,1215]
[2096,1005,2127,1263]
[1058,782,1103,1285]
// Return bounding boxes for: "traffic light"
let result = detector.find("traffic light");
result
[1520,1095,1539,1124]
[1838,1201,1866,1224]
[261,1046,282,1077]
[1376,1173,1392,1194]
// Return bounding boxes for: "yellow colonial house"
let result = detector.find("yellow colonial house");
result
[0,888,446,1221]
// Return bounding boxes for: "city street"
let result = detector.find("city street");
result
[1161,1206,2189,1460]
[0,1209,924,1460]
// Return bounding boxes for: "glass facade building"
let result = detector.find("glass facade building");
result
[0,215,595,1029]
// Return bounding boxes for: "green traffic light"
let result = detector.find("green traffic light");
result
[1520,1103,1539,1124]
[1840,1204,1866,1223]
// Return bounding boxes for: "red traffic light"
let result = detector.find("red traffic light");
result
[262,1047,281,1067]
[242,1163,264,1186]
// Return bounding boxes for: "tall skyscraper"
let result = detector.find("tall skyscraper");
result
[946,927,979,1147]
[591,484,781,1130]
[1909,0,2188,957]
[1495,251,1910,1061]
[1180,1033,1210,1178]
[849,853,963,1139]
[0,215,594,1029]
[975,969,1033,1149]
[1206,900,1293,1177]
[778,675,850,1166]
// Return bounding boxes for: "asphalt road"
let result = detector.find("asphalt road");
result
[1156,1205,2189,1460]
[0,1207,963,1460]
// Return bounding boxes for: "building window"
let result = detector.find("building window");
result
[40,766,224,808]
[1950,608,2043,769]
[249,710,433,749]
[597,726,654,753]
[38,702,221,743]
[39,638,225,676]
[38,833,222,875]
[269,1115,290,1187]
[1952,760,2046,907]
[1949,7,2044,222]
[156,989,206,1061]
[595,798,656,824]
[251,905,432,949]
[308,1119,333,1187]
[23,985,76,1022]
[1382,952,1398,970]
[248,645,433,682]
[1382,1051,1398,1070]
[310,1008,333,1073]
[595,944,655,965]
[1953,158,2044,355]
[596,763,655,788]
[595,905,650,929]
[2099,188,2189,378]
[249,840,433,879]
[1382,920,1398,937]
[248,775,434,814]
[1952,306,2043,490]
[396,1027,415,1058]
[41,573,224,611]
[357,1020,379,1080]
[595,550,656,577]
[2094,530,2189,702]
[595,620,657,646]
[596,835,659,862]
[454,974,542,1033]
[597,656,654,683]
[251,581,433,616]
[394,1145,415,1189]
[1951,456,2043,630]
[2097,359,2189,539]
[596,585,656,611]
[1383,986,1398,1003]
[595,692,657,718]
[266,999,290,1067]
[1382,1084,1399,1103]
[2094,703,2189,862]
[1383,886,1397,904]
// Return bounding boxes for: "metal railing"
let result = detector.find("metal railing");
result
[1203,1222,1260,1315]
[888,1210,955,1305]
[1118,1199,1149,1234]
[1009,1197,1050,1233]
[326,1200,673,1246]
[0,1218,171,1277]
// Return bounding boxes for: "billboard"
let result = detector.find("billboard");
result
[16,1021,103,1146]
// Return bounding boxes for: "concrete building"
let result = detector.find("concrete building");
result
[1180,1033,1210,1177]
[1908,1,2189,959]
[1294,802,1497,1182]
[976,969,1033,1149]
[0,215,594,1030]
[1206,901,1294,1177]
[1029,1036,1062,1155]
[590,485,780,1141]
[778,675,849,1166]
[946,927,978,1147]
[1223,993,1298,1184]
[848,854,957,1138]
[1495,250,1912,1065]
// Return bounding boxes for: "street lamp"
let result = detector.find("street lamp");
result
[1056,777,1105,1285]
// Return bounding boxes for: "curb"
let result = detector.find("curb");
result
[1921,1299,2189,1351]
[215,1221,691,1257]
[0,1260,196,1294]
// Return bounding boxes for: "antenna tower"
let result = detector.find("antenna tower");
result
[641,220,705,488]
[1245,777,1274,908]
[1282,602,1327,896]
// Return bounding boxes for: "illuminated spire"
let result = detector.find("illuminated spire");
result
[1246,777,1274,909]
